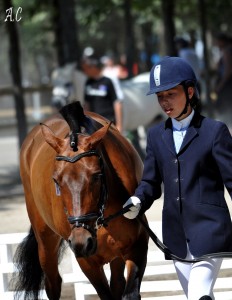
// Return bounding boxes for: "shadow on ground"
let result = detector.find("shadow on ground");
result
[0,166,23,199]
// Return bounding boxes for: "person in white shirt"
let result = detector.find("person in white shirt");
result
[101,55,124,101]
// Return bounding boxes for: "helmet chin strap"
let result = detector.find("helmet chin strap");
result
[175,99,189,120]
[175,85,191,120]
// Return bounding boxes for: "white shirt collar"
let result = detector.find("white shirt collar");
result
[171,110,195,131]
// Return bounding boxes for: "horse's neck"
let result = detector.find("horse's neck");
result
[100,145,130,207]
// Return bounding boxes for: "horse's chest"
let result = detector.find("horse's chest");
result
[96,230,129,260]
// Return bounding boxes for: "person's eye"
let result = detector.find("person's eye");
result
[168,92,176,98]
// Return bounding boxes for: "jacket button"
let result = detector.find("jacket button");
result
[176,197,180,201]
[174,159,178,163]
[175,178,179,183]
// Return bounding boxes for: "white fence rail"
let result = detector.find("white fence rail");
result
[0,232,48,300]
[1,222,232,299]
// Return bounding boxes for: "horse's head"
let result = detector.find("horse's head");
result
[41,122,111,257]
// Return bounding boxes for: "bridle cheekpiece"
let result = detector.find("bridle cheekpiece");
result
[56,149,108,235]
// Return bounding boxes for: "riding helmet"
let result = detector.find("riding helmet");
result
[147,56,197,95]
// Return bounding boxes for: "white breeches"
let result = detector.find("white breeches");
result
[173,244,223,300]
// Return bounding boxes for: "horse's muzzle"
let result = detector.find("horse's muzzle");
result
[68,227,97,257]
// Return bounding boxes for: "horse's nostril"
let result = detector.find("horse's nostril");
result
[86,237,94,253]
[68,239,72,248]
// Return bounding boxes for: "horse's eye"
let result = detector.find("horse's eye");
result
[92,173,103,181]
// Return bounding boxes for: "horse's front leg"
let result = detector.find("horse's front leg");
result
[123,260,141,300]
[109,257,126,299]
[122,240,148,300]
[78,258,116,300]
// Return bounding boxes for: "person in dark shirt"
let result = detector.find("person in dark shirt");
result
[81,55,123,133]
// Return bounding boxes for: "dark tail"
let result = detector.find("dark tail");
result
[12,226,45,300]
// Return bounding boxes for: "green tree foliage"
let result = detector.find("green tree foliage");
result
[206,0,232,33]
[13,0,54,56]
[2,0,232,149]
[2,0,232,83]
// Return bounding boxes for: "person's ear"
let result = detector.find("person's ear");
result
[188,86,194,99]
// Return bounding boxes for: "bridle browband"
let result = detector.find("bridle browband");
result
[56,149,99,163]
[56,149,108,236]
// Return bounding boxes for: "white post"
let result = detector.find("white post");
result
[32,91,42,120]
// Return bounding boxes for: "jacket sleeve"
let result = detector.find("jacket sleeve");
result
[134,129,162,214]
[212,122,232,199]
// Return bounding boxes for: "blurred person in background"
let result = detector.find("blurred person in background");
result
[213,32,232,126]
[81,54,123,133]
[101,55,124,102]
[175,37,202,95]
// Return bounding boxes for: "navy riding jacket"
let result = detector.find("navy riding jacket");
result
[135,112,232,258]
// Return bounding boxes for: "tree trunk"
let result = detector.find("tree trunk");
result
[3,0,28,148]
[141,22,154,71]
[198,0,213,117]
[52,0,80,66]
[161,0,177,56]
[123,0,137,78]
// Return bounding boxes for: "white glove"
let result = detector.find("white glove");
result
[123,196,141,219]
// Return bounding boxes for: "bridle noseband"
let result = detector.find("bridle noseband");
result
[56,149,108,235]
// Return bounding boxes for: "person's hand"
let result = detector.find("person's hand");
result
[123,196,141,219]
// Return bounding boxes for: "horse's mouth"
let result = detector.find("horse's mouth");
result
[69,238,97,258]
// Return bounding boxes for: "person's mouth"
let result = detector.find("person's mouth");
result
[164,107,173,114]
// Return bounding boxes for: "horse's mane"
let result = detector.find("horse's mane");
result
[59,101,102,151]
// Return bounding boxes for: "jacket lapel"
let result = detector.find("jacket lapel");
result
[161,113,203,156]
[178,126,198,154]
[161,118,176,155]
[178,112,203,155]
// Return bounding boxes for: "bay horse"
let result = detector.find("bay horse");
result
[13,101,149,300]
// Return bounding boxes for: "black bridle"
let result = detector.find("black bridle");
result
[56,149,232,263]
[56,149,108,235]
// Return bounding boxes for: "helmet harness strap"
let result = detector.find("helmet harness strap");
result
[175,83,191,120]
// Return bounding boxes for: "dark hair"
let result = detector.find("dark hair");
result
[181,81,201,112]
[81,54,103,69]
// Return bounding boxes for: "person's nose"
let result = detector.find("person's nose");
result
[159,96,169,105]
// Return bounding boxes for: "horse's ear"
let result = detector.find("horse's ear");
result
[86,122,111,149]
[40,123,65,153]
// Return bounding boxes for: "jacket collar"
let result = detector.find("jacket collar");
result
[172,109,194,130]
[162,111,204,155]
[164,111,203,129]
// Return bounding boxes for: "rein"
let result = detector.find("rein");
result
[101,204,232,263]
[137,215,232,263]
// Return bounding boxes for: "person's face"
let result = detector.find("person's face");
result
[82,63,101,78]
[157,85,194,120]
